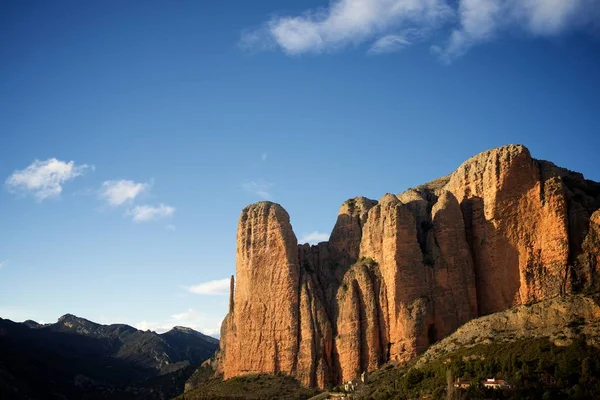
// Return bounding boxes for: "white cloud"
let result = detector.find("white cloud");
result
[0,260,6,270]
[136,320,166,332]
[369,27,433,53]
[135,308,221,337]
[5,158,92,200]
[136,321,150,330]
[100,179,149,206]
[135,309,206,333]
[242,180,273,200]
[261,152,268,161]
[127,204,175,223]
[369,33,412,54]
[299,231,330,245]
[436,0,600,62]
[242,0,453,55]
[186,278,230,295]
[239,26,277,52]
[244,0,600,61]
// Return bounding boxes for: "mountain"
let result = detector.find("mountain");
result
[215,144,600,389]
[161,326,219,364]
[0,314,219,399]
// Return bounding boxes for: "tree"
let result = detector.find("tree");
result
[581,357,591,384]
[446,368,456,400]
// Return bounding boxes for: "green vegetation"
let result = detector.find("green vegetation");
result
[357,337,600,400]
[357,257,377,268]
[177,373,318,400]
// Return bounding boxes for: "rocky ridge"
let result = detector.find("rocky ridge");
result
[218,144,600,388]
[0,314,219,399]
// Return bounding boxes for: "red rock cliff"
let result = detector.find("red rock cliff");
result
[218,145,600,388]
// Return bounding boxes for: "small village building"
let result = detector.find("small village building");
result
[360,371,368,384]
[344,381,355,392]
[454,378,472,389]
[483,378,511,389]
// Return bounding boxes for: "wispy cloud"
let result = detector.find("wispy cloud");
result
[241,0,453,55]
[127,204,175,222]
[261,152,268,161]
[239,26,277,52]
[100,179,150,206]
[0,260,7,270]
[434,0,600,63]
[368,33,412,54]
[368,27,432,54]
[135,308,221,337]
[186,278,230,295]
[166,224,177,232]
[242,180,273,200]
[242,0,600,61]
[299,231,330,245]
[5,158,92,200]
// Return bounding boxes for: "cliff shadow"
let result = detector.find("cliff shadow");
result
[460,196,521,316]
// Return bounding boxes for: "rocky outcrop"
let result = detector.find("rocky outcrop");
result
[359,194,431,363]
[445,145,571,313]
[329,197,378,267]
[220,202,300,379]
[429,190,478,341]
[218,144,600,388]
[333,258,388,383]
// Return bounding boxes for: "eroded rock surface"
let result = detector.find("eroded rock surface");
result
[220,202,300,379]
[218,145,600,388]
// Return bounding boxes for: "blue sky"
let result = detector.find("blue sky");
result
[1,0,599,336]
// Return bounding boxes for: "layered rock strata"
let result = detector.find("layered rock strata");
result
[218,144,600,387]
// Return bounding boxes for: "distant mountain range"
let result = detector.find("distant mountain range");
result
[0,314,219,399]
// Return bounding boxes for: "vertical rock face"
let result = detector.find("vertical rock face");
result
[221,202,300,379]
[429,190,478,340]
[329,197,378,267]
[296,272,333,388]
[445,145,574,313]
[359,194,430,362]
[218,145,600,389]
[333,258,387,383]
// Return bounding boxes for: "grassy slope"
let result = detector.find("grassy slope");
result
[356,337,600,400]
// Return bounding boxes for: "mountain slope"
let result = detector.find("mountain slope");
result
[415,293,600,367]
[0,314,219,399]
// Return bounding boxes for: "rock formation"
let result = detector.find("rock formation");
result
[218,144,600,388]
[220,202,301,379]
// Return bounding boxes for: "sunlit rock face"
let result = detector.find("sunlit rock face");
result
[220,202,301,379]
[218,144,600,388]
